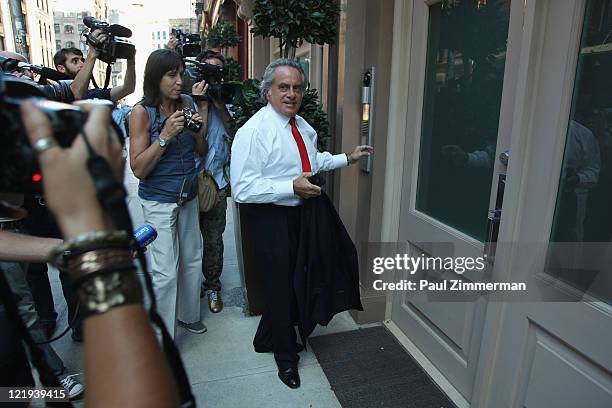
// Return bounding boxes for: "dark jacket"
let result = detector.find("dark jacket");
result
[294,192,363,343]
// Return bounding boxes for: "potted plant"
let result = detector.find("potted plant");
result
[206,21,241,56]
[251,0,340,58]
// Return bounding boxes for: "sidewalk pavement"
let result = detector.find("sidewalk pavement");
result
[47,199,368,407]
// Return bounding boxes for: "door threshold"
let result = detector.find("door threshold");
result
[384,320,470,408]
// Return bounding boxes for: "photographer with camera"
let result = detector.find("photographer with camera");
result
[3,101,181,406]
[54,24,136,102]
[130,49,207,339]
[193,50,235,313]
[0,51,76,102]
[167,29,201,58]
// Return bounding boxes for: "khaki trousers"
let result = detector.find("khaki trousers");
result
[141,197,203,339]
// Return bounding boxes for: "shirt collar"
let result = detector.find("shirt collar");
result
[265,103,299,129]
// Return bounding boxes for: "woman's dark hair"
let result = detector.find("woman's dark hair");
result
[141,49,184,107]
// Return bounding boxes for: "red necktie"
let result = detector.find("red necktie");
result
[289,117,312,172]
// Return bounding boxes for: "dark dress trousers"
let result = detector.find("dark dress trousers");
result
[245,192,363,370]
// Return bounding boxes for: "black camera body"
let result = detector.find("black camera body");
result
[0,74,114,194]
[83,16,136,64]
[181,108,202,133]
[183,60,240,104]
[172,29,202,58]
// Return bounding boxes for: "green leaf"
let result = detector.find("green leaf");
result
[251,0,339,50]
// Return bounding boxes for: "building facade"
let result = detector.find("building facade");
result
[107,8,125,90]
[197,0,248,79]
[0,0,15,52]
[150,21,169,51]
[1,0,55,65]
[53,11,87,54]
[53,0,107,85]
[168,17,198,36]
[22,0,54,66]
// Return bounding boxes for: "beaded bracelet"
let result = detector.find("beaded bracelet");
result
[77,269,143,316]
[67,247,143,316]
[66,248,135,284]
[47,232,144,316]
[48,230,134,270]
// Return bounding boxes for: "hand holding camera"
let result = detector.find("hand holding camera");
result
[83,16,135,64]
[86,29,108,60]
[191,80,209,99]
[19,101,122,239]
[183,59,240,104]
[160,110,185,141]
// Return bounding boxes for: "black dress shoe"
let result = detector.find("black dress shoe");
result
[278,367,300,389]
[254,343,304,353]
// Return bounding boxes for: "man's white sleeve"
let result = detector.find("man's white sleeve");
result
[315,151,350,172]
[230,128,295,203]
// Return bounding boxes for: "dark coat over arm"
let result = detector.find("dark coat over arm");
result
[294,192,364,342]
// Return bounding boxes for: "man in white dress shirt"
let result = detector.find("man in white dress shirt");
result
[230,59,373,389]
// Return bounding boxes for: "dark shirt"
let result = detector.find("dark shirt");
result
[138,98,199,203]
[40,80,75,103]
[86,87,112,101]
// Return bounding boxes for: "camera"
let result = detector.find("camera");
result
[83,16,136,64]
[0,56,70,83]
[0,56,74,100]
[182,108,202,133]
[183,59,241,104]
[0,73,115,194]
[171,29,202,58]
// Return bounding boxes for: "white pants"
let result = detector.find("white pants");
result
[124,143,153,304]
[141,197,203,339]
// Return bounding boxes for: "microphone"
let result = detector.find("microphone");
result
[109,24,132,38]
[83,16,132,38]
[133,223,157,248]
[83,16,105,30]
[26,65,71,81]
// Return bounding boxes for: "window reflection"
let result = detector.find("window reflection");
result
[416,0,511,241]
[551,0,612,244]
[547,0,612,302]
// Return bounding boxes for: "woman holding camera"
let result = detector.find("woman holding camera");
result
[130,49,208,338]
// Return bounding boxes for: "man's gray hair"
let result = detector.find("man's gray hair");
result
[260,58,307,104]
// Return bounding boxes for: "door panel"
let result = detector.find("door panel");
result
[392,272,487,398]
[523,323,612,408]
[397,297,485,365]
[410,300,475,351]
[477,1,612,406]
[393,0,515,400]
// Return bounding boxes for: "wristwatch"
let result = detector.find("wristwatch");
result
[158,136,168,148]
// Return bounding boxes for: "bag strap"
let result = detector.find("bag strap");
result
[80,128,196,407]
